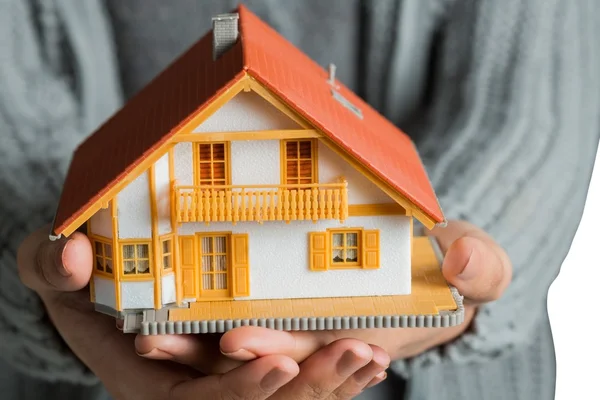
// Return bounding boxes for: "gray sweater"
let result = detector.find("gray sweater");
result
[1,0,599,399]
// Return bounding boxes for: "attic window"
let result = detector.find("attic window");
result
[331,89,363,119]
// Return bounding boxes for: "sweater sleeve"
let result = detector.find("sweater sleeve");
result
[391,0,600,377]
[0,0,121,384]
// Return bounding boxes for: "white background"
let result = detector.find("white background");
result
[549,145,600,399]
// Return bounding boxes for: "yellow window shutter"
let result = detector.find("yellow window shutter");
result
[231,234,250,297]
[309,232,328,271]
[362,230,380,269]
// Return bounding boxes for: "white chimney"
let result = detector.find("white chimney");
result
[212,13,239,60]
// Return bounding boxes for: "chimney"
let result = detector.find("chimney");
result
[212,13,240,60]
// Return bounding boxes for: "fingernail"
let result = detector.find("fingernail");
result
[136,348,173,360]
[55,239,72,277]
[220,348,258,361]
[457,248,477,280]
[366,371,387,388]
[260,368,292,391]
[336,350,364,376]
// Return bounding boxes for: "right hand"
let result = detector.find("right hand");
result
[17,226,387,400]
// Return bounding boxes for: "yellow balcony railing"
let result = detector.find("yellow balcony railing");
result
[173,180,348,224]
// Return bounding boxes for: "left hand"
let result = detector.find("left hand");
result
[138,220,511,369]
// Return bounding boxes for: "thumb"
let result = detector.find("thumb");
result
[18,226,93,294]
[428,220,512,304]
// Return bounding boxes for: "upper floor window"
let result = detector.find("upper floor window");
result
[195,142,230,187]
[282,139,317,185]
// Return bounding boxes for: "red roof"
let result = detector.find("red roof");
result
[53,5,443,236]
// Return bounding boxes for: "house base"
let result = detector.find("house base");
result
[120,236,464,334]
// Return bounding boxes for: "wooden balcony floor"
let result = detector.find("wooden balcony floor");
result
[167,237,458,322]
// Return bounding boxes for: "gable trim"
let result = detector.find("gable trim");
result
[173,129,320,142]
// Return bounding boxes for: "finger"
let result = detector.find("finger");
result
[428,220,512,304]
[45,292,199,400]
[332,345,390,398]
[220,326,333,362]
[271,338,372,400]
[171,355,298,400]
[135,333,245,374]
[17,226,93,295]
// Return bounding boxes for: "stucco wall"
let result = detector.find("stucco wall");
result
[193,91,300,132]
[179,215,411,299]
[89,205,112,238]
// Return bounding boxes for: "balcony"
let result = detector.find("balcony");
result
[174,180,348,224]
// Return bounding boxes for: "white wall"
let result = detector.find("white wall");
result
[231,140,280,185]
[178,215,411,299]
[154,153,172,235]
[94,276,116,309]
[162,273,176,305]
[318,142,395,205]
[193,91,300,132]
[174,142,193,186]
[89,205,112,238]
[121,281,154,309]
[117,171,152,238]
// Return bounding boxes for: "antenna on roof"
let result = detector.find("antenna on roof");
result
[327,63,337,86]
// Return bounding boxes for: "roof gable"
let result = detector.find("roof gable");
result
[52,5,443,237]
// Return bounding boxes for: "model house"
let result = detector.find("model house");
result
[51,6,462,334]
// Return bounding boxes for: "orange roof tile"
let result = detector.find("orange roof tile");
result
[52,5,443,236]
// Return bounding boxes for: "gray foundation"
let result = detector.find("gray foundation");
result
[125,237,465,335]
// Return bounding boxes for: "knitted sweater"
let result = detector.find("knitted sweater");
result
[1,1,599,399]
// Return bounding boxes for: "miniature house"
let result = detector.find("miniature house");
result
[51,6,458,334]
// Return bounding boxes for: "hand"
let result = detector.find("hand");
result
[141,220,511,370]
[17,226,305,400]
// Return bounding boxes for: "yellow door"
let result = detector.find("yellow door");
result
[179,236,198,299]
[198,234,231,299]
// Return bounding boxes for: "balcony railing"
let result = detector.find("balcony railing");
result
[173,180,348,224]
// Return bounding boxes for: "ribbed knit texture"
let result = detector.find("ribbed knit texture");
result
[1,1,599,399]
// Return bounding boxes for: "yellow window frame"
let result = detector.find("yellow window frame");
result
[91,235,114,277]
[120,239,153,280]
[329,229,362,269]
[281,139,318,185]
[193,142,231,187]
[160,234,174,273]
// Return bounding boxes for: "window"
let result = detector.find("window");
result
[195,142,229,186]
[331,231,360,267]
[161,237,173,271]
[93,239,113,275]
[282,139,317,185]
[309,229,380,271]
[200,235,228,291]
[122,242,151,275]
